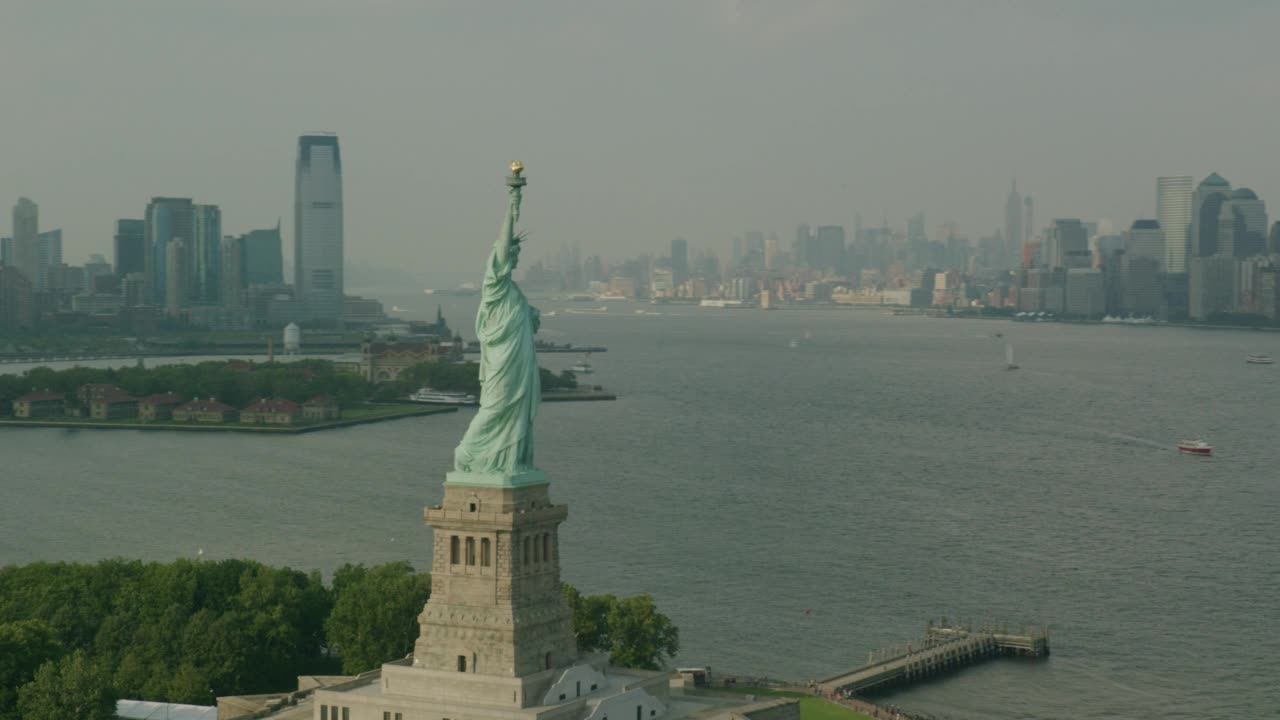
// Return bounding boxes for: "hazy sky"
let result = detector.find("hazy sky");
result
[3,0,1278,279]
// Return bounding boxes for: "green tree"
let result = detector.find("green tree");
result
[17,650,116,720]
[324,562,432,674]
[604,594,679,670]
[560,586,678,669]
[0,619,60,719]
[562,584,616,654]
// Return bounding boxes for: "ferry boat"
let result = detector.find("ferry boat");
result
[1246,354,1274,365]
[1177,439,1212,455]
[571,355,593,374]
[409,388,478,405]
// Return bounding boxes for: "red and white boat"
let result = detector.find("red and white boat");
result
[1177,439,1212,455]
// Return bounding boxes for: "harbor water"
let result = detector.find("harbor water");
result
[2,298,1277,719]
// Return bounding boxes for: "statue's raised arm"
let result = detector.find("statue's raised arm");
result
[492,162,524,272]
[452,162,542,482]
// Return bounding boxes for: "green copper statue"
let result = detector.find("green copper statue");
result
[453,162,542,478]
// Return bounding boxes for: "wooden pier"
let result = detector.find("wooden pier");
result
[817,619,1049,696]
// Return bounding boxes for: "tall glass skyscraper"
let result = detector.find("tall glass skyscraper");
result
[1190,173,1230,258]
[114,219,146,277]
[1004,179,1022,269]
[12,198,39,288]
[294,134,344,324]
[1157,176,1193,273]
[144,197,194,305]
[241,223,284,285]
[191,204,222,303]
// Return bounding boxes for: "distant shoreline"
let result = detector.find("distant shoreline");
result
[0,404,457,434]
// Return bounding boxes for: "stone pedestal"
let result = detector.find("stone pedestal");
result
[406,473,577,705]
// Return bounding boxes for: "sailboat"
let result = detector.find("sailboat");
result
[1005,343,1019,370]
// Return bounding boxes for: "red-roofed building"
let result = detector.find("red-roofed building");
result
[139,393,183,421]
[90,391,139,420]
[13,391,66,418]
[173,398,238,423]
[358,339,462,383]
[240,397,301,426]
[77,383,123,405]
[302,395,341,421]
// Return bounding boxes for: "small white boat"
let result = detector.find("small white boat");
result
[571,354,593,374]
[1246,354,1274,365]
[409,388,477,405]
[1005,343,1019,370]
[1177,439,1212,455]
[789,339,799,348]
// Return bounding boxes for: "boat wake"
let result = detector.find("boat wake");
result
[1095,431,1170,452]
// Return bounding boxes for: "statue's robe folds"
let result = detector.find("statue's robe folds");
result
[453,230,540,474]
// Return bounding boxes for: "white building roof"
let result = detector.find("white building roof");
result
[116,699,219,720]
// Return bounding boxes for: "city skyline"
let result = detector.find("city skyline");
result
[2,2,1278,274]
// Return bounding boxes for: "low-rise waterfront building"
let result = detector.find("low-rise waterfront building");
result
[139,393,183,421]
[78,383,124,405]
[13,391,66,418]
[303,395,341,421]
[173,398,237,423]
[90,390,140,420]
[240,397,302,426]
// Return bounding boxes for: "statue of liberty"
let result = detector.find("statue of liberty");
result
[453,162,542,477]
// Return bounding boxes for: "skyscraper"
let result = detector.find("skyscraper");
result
[242,223,284,285]
[794,223,811,268]
[294,134,344,324]
[1225,188,1267,258]
[165,238,186,318]
[12,198,39,287]
[1005,180,1022,269]
[1023,195,1034,244]
[1190,173,1231,258]
[670,238,688,287]
[1125,220,1165,268]
[144,197,194,305]
[1157,176,1193,273]
[907,212,926,242]
[814,226,846,275]
[221,235,245,310]
[1043,219,1088,269]
[764,233,779,270]
[0,237,11,266]
[191,204,222,303]
[114,219,146,276]
[36,230,62,290]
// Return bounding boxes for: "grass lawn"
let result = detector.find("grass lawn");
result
[715,688,874,720]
